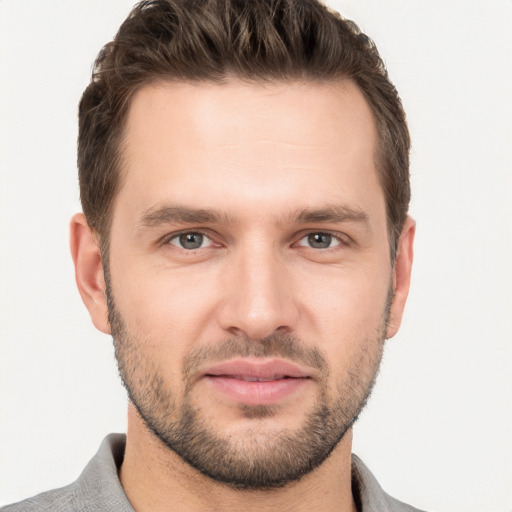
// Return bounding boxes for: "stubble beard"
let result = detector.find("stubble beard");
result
[106,278,389,490]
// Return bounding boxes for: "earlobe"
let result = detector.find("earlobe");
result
[70,213,111,334]
[386,215,415,339]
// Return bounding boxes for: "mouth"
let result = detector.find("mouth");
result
[217,375,296,382]
[202,358,312,406]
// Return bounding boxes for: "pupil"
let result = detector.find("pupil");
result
[308,233,331,249]
[180,233,203,249]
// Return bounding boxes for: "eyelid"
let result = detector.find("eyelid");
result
[160,228,217,248]
[157,228,350,250]
[293,230,350,249]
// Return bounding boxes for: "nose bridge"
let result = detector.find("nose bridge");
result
[218,237,298,339]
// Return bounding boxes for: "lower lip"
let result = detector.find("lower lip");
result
[205,376,309,405]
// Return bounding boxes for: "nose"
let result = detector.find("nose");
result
[216,244,300,340]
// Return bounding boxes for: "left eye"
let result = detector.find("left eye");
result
[296,232,341,249]
[168,232,213,250]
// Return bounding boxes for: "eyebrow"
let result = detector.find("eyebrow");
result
[139,205,236,228]
[138,203,369,229]
[293,204,369,225]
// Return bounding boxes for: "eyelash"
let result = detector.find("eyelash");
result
[161,230,215,249]
[161,230,349,251]
[294,232,346,250]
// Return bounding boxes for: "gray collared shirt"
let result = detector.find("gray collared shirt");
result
[2,434,426,511]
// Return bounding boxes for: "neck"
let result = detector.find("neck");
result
[119,405,357,512]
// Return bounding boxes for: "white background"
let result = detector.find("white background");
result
[0,1,511,510]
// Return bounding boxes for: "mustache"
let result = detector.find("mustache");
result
[182,333,328,379]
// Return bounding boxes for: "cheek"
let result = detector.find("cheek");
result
[295,263,391,357]
[110,256,222,348]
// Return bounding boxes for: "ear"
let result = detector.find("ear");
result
[70,213,111,334]
[386,215,415,339]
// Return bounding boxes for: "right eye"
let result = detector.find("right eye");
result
[167,232,213,250]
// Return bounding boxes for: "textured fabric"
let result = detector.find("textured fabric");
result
[351,454,425,512]
[2,435,133,512]
[3,434,426,511]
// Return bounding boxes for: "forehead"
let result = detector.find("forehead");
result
[123,78,376,158]
[116,79,382,226]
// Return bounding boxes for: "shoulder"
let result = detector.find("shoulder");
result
[2,483,80,512]
[2,434,133,512]
[352,454,428,512]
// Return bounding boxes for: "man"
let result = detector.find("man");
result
[4,0,421,510]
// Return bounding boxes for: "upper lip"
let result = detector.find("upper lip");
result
[202,358,311,381]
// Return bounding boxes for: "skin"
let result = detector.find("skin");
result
[70,79,415,512]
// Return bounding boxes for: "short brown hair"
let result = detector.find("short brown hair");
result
[78,0,410,256]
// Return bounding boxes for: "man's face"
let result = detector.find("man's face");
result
[105,80,399,488]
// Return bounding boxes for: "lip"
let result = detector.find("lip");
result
[202,358,312,405]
